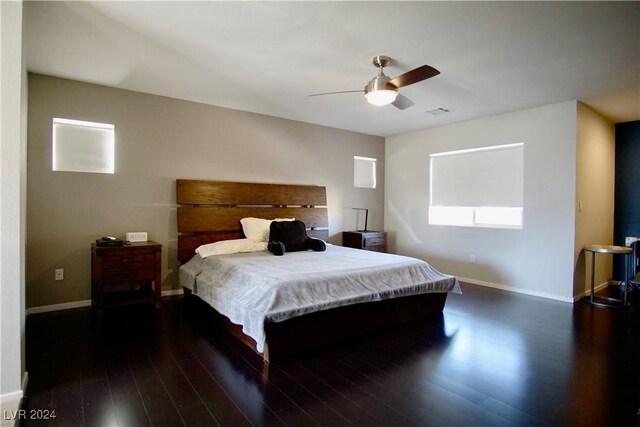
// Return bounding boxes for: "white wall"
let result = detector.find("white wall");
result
[0,0,27,412]
[574,102,615,296]
[385,101,578,301]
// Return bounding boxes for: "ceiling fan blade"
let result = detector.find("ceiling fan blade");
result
[308,90,362,97]
[389,65,440,88]
[391,94,415,110]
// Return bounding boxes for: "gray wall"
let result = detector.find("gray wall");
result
[27,73,384,308]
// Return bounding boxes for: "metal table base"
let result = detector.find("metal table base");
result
[582,244,632,308]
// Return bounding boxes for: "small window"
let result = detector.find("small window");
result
[429,143,524,229]
[354,156,377,189]
[52,118,115,174]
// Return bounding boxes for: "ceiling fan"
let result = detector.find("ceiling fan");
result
[309,55,440,110]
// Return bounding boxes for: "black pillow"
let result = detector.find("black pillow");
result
[268,220,326,256]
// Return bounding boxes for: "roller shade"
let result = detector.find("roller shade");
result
[52,118,115,174]
[354,156,377,189]
[430,143,523,208]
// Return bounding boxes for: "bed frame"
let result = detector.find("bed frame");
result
[177,179,448,362]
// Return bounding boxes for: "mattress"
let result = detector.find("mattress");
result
[180,244,461,353]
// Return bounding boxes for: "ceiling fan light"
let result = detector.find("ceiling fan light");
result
[365,89,398,106]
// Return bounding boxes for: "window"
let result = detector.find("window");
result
[354,156,376,189]
[52,118,115,174]
[429,143,524,229]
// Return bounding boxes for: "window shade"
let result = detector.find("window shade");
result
[430,143,523,207]
[354,156,377,189]
[52,118,115,174]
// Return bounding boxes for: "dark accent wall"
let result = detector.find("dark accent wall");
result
[613,120,640,280]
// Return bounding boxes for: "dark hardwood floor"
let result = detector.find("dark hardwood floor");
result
[20,283,640,426]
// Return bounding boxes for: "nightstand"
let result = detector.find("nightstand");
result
[91,241,162,313]
[343,231,387,253]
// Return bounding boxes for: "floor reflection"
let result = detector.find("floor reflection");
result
[22,283,640,426]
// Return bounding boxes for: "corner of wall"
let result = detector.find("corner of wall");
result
[0,0,27,402]
[573,102,615,297]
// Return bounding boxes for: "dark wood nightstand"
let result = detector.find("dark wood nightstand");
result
[91,241,162,313]
[342,231,387,253]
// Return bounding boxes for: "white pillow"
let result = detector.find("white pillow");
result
[240,217,295,242]
[240,217,271,242]
[195,239,267,258]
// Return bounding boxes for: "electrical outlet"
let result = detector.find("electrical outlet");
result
[625,237,638,247]
[54,268,64,281]
[470,254,476,263]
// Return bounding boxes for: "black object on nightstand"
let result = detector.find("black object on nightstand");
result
[343,231,387,253]
[91,240,162,314]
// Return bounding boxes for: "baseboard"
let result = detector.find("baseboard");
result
[21,372,28,396]
[0,372,29,407]
[26,289,184,315]
[0,388,23,427]
[457,277,575,303]
[0,390,22,405]
[26,300,91,316]
[573,281,614,302]
[161,288,184,297]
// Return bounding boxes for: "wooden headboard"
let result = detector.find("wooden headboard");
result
[176,180,329,264]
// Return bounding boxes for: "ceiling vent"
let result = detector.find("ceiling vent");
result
[425,107,452,115]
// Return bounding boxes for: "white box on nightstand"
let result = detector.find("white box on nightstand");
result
[125,232,148,242]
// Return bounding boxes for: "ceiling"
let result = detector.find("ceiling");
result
[24,1,640,137]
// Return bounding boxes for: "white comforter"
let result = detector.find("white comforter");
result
[180,245,461,353]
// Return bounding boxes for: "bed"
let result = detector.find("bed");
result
[177,179,460,362]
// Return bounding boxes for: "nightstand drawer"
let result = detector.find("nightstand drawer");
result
[103,253,156,270]
[343,231,387,253]
[364,236,385,247]
[103,267,157,283]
